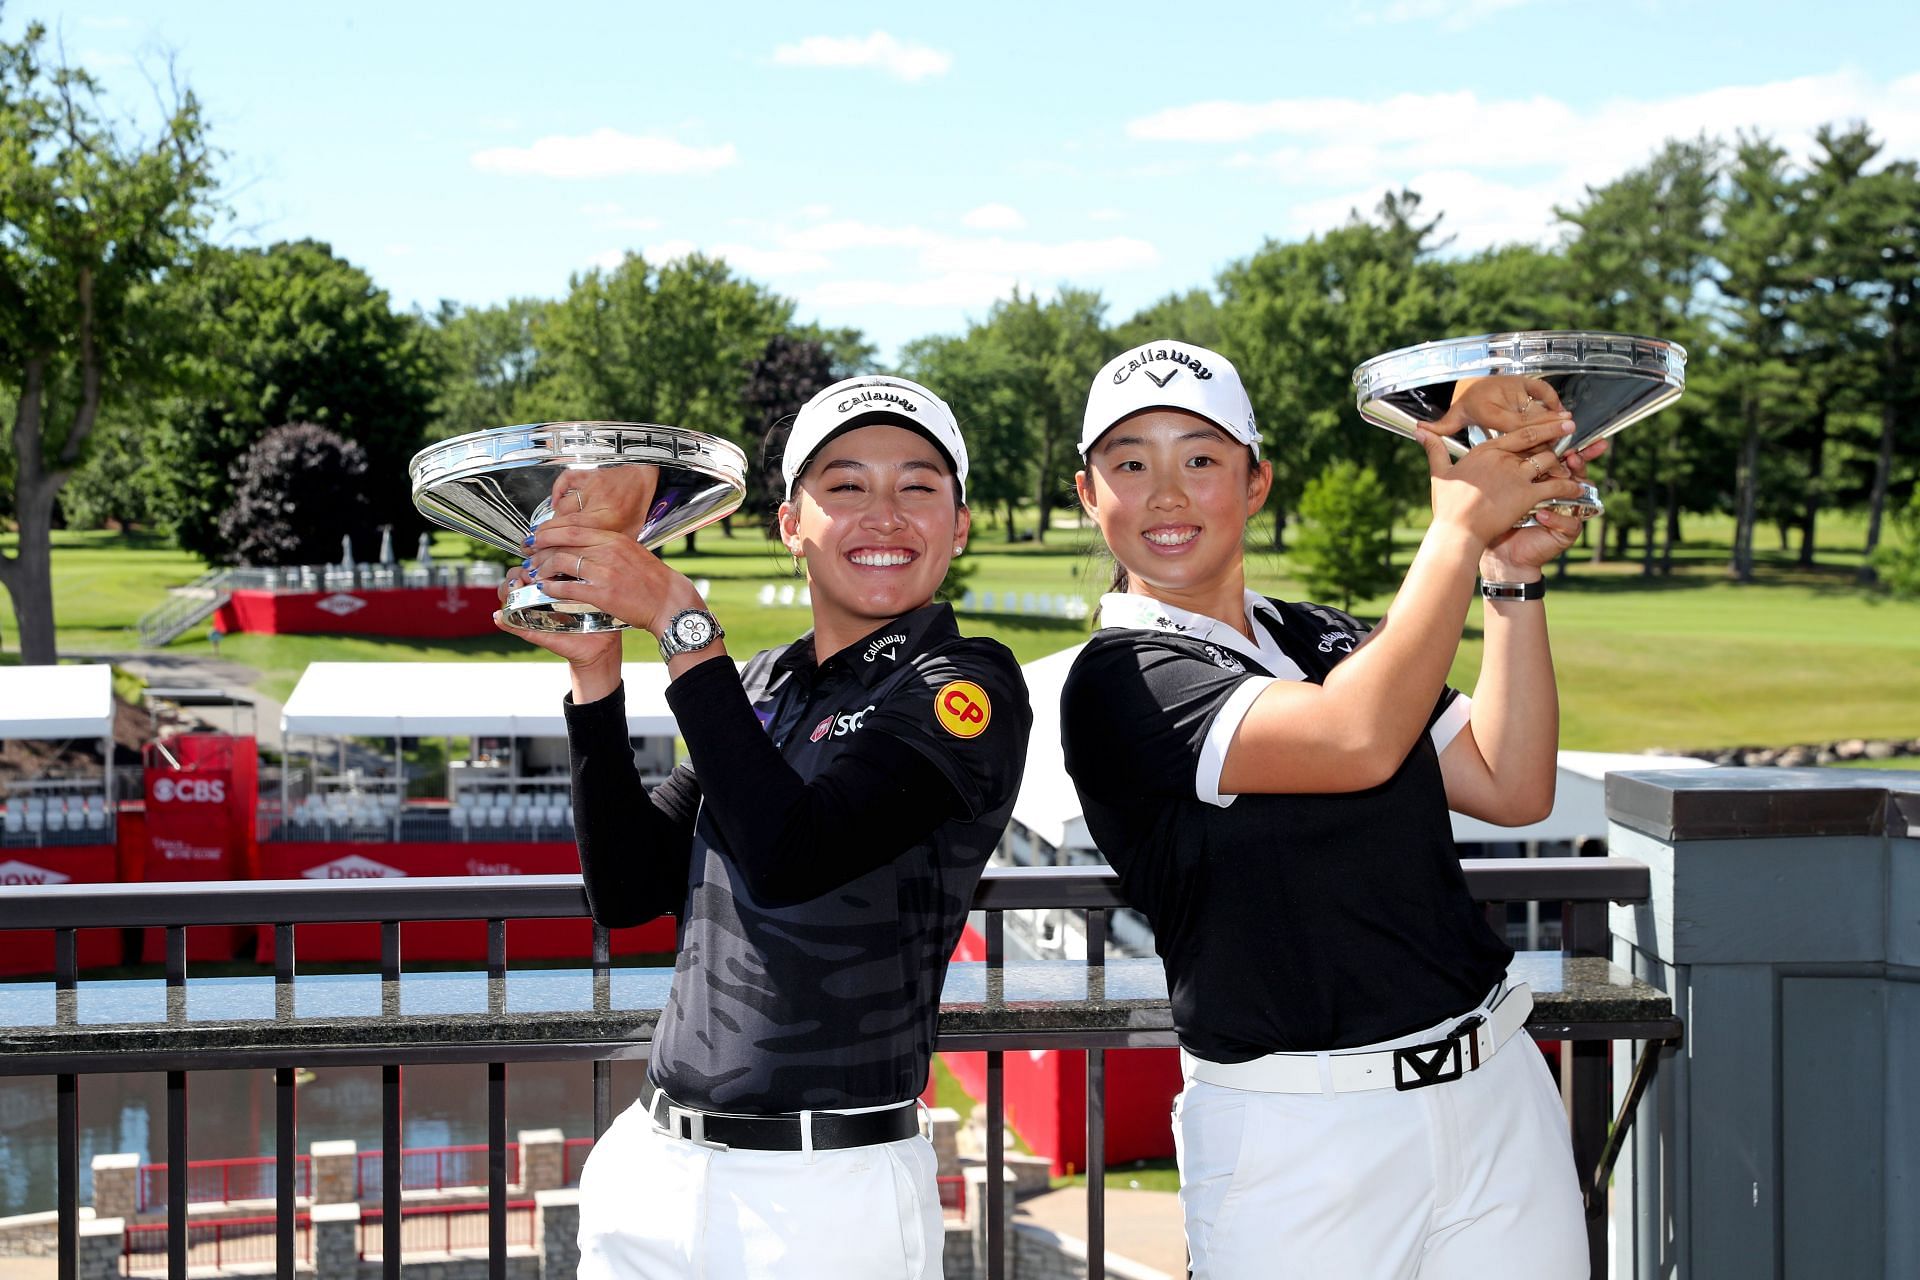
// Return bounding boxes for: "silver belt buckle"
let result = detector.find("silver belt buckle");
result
[665,1103,730,1151]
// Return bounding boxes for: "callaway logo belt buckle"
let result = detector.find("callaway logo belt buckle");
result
[1391,1014,1485,1091]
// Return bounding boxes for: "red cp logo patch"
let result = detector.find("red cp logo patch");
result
[934,681,991,739]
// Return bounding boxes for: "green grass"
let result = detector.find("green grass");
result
[1052,1158,1182,1193]
[7,515,1919,753]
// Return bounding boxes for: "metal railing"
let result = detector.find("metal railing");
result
[1,859,1670,1280]
[137,569,234,649]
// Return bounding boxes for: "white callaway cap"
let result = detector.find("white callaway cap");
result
[1079,339,1260,460]
[783,375,969,502]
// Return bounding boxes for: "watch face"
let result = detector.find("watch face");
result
[675,613,714,646]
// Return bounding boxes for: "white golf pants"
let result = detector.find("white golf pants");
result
[575,1097,944,1279]
[1174,996,1588,1279]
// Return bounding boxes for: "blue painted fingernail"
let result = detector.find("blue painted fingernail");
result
[521,558,531,568]
[522,536,535,547]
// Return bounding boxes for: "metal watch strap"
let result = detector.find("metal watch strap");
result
[657,608,723,659]
[1480,578,1546,602]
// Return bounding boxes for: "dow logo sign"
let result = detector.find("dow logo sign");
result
[0,859,69,886]
[302,853,406,880]
[153,777,227,804]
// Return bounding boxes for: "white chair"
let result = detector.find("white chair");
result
[777,585,796,606]
[24,809,43,835]
[47,809,66,834]
[4,809,22,835]
[757,585,778,606]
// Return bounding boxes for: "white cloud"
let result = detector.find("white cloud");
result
[472,129,737,179]
[781,220,943,253]
[1132,72,1920,249]
[798,203,834,220]
[1088,208,1124,223]
[384,243,414,258]
[584,249,629,271]
[962,203,1026,231]
[79,15,134,29]
[921,236,1158,276]
[802,273,1018,309]
[645,239,832,276]
[771,32,952,82]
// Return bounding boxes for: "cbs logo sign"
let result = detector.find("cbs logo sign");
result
[154,777,227,804]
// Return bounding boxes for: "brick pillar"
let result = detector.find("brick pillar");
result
[926,1107,961,1178]
[89,1153,139,1221]
[77,1217,124,1280]
[536,1188,581,1280]
[310,1139,358,1205]
[964,1165,1017,1279]
[518,1128,566,1194]
[312,1202,361,1280]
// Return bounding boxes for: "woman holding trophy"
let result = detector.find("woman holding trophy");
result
[497,376,1030,1279]
[1058,339,1602,1278]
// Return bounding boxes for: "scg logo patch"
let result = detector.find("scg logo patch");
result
[934,681,991,739]
[154,777,226,804]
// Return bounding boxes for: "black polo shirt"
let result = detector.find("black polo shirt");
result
[1060,592,1511,1059]
[566,603,1029,1112]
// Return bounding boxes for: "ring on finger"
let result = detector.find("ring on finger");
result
[575,553,585,578]
[565,487,585,514]
[1527,452,1549,477]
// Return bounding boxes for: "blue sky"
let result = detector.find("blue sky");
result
[10,1,1920,359]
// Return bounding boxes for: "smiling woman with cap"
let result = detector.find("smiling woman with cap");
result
[1059,339,1602,1278]
[499,375,1030,1279]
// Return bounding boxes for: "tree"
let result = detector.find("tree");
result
[535,252,791,545]
[1716,134,1806,583]
[1218,192,1450,550]
[898,331,1035,540]
[740,333,834,527]
[1111,288,1223,352]
[1855,157,1920,582]
[425,297,548,441]
[216,423,376,566]
[1293,461,1396,612]
[978,287,1109,542]
[1557,137,1720,574]
[150,240,440,561]
[0,23,217,663]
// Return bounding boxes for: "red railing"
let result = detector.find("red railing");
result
[122,1214,310,1274]
[356,1143,522,1200]
[136,1157,311,1213]
[358,1201,535,1258]
[561,1137,595,1187]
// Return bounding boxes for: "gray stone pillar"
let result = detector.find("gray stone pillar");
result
[311,1201,361,1280]
[536,1188,581,1280]
[926,1106,961,1178]
[1606,767,1919,1279]
[965,1165,1017,1279]
[519,1128,566,1194]
[77,1217,124,1280]
[90,1153,139,1221]
[310,1139,357,1205]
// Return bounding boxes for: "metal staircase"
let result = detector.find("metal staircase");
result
[137,569,233,648]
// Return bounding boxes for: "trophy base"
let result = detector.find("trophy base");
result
[504,582,630,633]
[1516,482,1603,528]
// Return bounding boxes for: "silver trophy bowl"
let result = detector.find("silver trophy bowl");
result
[1353,330,1686,520]
[410,421,747,632]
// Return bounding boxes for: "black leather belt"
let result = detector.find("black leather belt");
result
[647,1090,920,1152]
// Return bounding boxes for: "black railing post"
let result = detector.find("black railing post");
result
[986,910,1006,1280]
[487,919,507,1280]
[166,927,187,1280]
[381,921,402,1280]
[1086,907,1107,1280]
[1572,1039,1609,1277]
[55,929,77,1280]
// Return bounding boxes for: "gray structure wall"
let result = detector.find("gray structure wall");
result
[1606,768,1918,1279]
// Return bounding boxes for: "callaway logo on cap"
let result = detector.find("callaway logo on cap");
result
[1079,339,1261,460]
[783,375,969,501]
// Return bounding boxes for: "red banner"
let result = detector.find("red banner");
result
[215,586,501,638]
[143,735,257,882]
[0,844,127,977]
[255,840,676,963]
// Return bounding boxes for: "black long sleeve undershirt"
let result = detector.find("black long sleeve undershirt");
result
[565,658,967,923]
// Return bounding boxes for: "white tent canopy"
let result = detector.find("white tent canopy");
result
[1011,644,1712,851]
[1013,644,1093,850]
[0,663,114,740]
[280,662,678,738]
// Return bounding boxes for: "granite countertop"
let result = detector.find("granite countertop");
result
[0,953,1675,1073]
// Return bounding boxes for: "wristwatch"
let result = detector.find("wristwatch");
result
[1480,578,1546,602]
[657,608,724,659]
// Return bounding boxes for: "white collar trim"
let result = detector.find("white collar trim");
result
[1098,590,1294,673]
